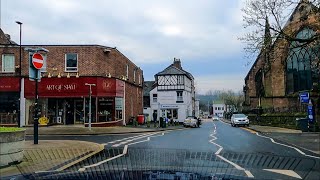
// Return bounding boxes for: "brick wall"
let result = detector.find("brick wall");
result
[245,2,319,110]
[1,43,144,125]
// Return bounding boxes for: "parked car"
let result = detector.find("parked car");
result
[231,113,249,127]
[212,115,219,121]
[183,116,199,128]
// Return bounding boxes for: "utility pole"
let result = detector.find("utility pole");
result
[85,83,96,130]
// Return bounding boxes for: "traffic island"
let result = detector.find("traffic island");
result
[0,127,26,168]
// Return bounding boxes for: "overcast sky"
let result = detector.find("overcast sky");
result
[1,0,251,94]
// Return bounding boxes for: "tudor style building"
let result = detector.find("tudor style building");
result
[148,58,196,123]
[0,28,143,127]
[243,1,319,120]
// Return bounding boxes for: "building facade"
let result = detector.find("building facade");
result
[0,29,143,127]
[148,58,196,123]
[212,101,226,118]
[243,1,319,120]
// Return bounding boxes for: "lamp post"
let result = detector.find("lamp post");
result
[85,83,96,130]
[16,21,22,127]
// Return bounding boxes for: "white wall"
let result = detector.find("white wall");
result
[212,104,226,117]
[149,87,193,122]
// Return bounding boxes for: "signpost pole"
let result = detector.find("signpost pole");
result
[85,83,96,130]
[34,71,39,144]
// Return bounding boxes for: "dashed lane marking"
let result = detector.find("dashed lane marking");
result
[210,122,254,178]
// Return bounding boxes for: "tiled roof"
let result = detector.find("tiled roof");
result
[143,81,155,96]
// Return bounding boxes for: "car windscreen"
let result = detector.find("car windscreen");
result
[233,114,246,118]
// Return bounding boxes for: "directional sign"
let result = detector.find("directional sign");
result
[299,92,309,103]
[32,53,44,69]
[307,99,314,123]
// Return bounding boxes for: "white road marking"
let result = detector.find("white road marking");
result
[111,133,158,147]
[210,122,254,178]
[78,145,128,172]
[127,133,165,146]
[103,133,155,145]
[256,133,320,159]
[78,132,166,172]
[219,119,320,159]
[263,169,302,179]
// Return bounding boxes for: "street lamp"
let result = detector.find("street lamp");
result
[85,83,96,130]
[16,21,22,127]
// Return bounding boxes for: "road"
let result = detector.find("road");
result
[28,119,320,179]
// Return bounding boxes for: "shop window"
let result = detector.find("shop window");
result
[2,54,15,72]
[153,94,157,103]
[98,98,114,122]
[286,28,318,94]
[65,53,78,72]
[176,91,183,102]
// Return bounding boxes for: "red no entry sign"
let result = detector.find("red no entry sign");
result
[32,53,44,70]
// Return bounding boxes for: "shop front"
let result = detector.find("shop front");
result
[160,104,179,122]
[0,77,20,125]
[24,77,124,126]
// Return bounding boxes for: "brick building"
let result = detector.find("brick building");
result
[243,1,319,120]
[0,28,143,127]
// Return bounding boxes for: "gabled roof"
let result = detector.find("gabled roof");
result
[155,64,194,80]
[143,81,155,96]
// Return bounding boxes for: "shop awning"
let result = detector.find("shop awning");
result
[0,77,20,92]
[24,77,124,98]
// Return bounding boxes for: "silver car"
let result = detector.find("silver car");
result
[231,114,249,127]
[183,116,198,128]
[212,116,219,121]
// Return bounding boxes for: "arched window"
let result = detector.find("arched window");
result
[286,28,319,94]
[255,69,264,97]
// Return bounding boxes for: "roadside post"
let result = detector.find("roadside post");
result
[85,83,96,131]
[307,99,315,132]
[26,47,49,144]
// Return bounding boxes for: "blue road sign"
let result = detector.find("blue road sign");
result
[29,52,41,82]
[299,92,309,103]
[307,100,314,123]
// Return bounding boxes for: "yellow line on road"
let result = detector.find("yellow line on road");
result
[240,127,257,134]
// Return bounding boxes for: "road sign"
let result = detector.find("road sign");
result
[29,53,41,81]
[32,53,44,69]
[299,92,309,103]
[307,99,314,123]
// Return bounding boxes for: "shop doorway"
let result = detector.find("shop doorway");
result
[65,99,74,125]
[75,100,84,124]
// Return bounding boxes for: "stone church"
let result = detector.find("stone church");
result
[243,1,319,118]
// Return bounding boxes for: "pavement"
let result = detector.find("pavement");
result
[24,123,184,135]
[0,140,104,178]
[220,118,320,155]
[3,119,320,179]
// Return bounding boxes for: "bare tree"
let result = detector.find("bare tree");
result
[240,0,320,63]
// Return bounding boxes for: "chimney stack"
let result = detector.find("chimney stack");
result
[173,57,182,70]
